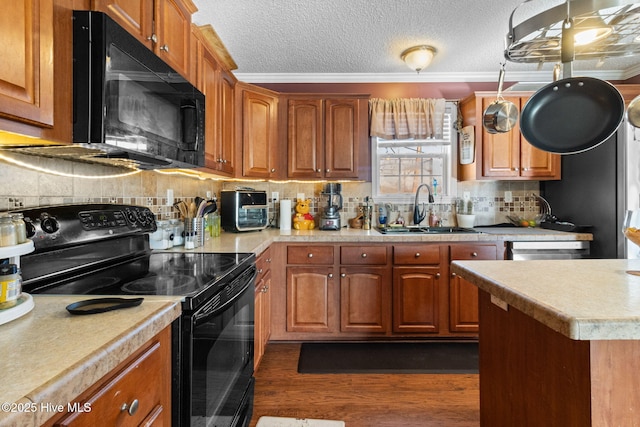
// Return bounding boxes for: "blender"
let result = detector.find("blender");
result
[319,183,343,230]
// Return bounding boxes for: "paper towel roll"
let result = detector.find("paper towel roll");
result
[280,200,292,230]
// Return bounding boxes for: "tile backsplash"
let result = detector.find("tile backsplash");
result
[0,158,542,227]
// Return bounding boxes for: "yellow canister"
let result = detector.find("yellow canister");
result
[0,264,21,309]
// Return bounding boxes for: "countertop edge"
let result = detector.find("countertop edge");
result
[451,260,640,341]
[2,298,182,427]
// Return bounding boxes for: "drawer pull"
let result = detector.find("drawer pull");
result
[361,253,367,258]
[451,272,457,278]
[308,253,313,258]
[328,273,333,278]
[415,252,420,258]
[471,252,478,257]
[435,273,441,278]
[121,399,139,416]
[341,273,346,278]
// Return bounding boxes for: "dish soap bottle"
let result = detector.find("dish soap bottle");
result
[428,209,439,227]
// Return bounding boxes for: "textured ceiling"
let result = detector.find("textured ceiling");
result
[191,0,640,83]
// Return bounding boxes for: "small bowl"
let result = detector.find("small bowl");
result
[506,214,543,228]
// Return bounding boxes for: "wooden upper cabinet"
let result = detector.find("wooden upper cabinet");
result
[459,92,560,181]
[93,0,195,79]
[288,99,323,178]
[325,98,361,179]
[92,0,154,49]
[154,0,194,79]
[286,95,369,180]
[0,0,54,128]
[240,84,280,178]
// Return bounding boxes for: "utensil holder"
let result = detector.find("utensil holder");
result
[184,217,205,249]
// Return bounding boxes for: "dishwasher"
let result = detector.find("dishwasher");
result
[507,241,590,260]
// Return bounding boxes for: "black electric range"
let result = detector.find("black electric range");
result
[10,204,256,427]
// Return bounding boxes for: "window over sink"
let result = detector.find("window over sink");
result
[372,101,457,203]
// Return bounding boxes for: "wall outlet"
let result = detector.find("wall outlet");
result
[166,189,174,206]
[271,192,279,203]
[504,191,513,203]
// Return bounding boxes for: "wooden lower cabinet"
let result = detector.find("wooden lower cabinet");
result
[47,326,171,426]
[273,242,499,340]
[392,266,441,334]
[254,247,272,370]
[449,244,500,333]
[340,266,391,333]
[286,266,336,333]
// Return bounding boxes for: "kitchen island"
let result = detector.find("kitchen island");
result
[451,259,640,427]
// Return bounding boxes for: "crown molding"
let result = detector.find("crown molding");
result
[233,69,632,84]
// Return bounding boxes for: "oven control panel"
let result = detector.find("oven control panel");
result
[12,204,157,251]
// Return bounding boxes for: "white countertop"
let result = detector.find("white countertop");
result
[0,295,181,427]
[451,259,640,341]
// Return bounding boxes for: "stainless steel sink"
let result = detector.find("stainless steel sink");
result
[376,226,481,234]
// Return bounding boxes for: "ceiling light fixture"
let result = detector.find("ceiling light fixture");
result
[401,45,437,73]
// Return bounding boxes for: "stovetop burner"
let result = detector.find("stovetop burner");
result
[121,274,199,295]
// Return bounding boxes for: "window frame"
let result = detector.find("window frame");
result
[371,101,458,204]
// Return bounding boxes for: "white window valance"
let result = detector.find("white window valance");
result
[369,98,446,140]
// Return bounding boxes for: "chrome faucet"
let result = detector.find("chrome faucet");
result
[413,183,435,225]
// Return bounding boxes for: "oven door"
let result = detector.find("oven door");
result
[181,272,255,427]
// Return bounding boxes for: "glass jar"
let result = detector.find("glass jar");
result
[149,220,171,250]
[170,219,184,246]
[0,215,17,247]
[0,264,21,310]
[10,213,27,244]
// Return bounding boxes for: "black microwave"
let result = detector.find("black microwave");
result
[72,11,205,169]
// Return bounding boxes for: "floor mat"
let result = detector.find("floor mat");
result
[297,341,478,374]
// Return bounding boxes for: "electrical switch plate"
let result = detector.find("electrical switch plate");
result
[271,192,279,203]
[206,191,212,199]
[166,189,174,206]
[504,191,513,203]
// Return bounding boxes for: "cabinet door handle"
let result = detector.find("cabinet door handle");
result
[471,252,478,257]
[435,273,441,278]
[271,168,276,173]
[325,169,330,173]
[146,34,157,43]
[415,252,420,258]
[316,168,322,173]
[160,44,169,52]
[361,253,367,258]
[451,272,457,278]
[307,253,313,258]
[328,273,333,278]
[341,273,346,278]
[258,268,263,274]
[266,258,272,263]
[121,399,139,416]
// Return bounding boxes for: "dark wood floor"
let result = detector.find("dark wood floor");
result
[249,343,480,427]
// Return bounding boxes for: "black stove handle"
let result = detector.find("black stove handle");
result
[193,266,257,325]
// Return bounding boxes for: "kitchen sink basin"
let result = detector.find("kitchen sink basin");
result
[376,226,481,234]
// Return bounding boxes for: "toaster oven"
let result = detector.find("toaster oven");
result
[221,190,269,232]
